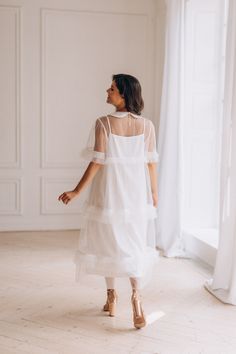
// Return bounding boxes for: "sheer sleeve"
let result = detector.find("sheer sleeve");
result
[145,120,159,163]
[80,118,107,165]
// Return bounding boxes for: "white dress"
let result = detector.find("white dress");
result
[74,112,159,289]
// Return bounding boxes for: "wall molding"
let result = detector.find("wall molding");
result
[0,6,21,168]
[0,177,22,215]
[40,177,85,215]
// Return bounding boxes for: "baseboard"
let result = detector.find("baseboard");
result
[183,229,218,268]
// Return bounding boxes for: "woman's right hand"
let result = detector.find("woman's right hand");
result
[58,190,78,205]
[152,192,158,208]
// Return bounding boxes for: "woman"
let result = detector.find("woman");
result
[58,74,159,329]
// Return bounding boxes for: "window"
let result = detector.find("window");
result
[182,0,228,250]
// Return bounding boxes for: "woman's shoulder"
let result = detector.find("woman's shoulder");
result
[136,114,154,126]
[94,116,109,131]
[96,115,108,123]
[143,117,155,127]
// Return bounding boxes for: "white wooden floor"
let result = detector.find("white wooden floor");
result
[0,231,236,354]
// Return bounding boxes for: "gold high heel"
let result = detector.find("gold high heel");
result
[103,289,118,317]
[131,290,146,329]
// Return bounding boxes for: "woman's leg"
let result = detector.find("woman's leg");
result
[129,277,146,328]
[105,277,115,289]
[103,277,117,316]
[129,277,141,291]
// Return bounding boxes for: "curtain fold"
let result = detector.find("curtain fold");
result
[156,0,187,257]
[204,0,236,305]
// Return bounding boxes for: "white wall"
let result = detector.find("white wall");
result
[0,0,163,231]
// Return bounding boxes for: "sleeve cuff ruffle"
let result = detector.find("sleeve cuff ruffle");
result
[81,149,159,164]
[145,151,159,163]
[80,148,106,164]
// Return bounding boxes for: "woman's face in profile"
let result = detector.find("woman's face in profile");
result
[106,80,125,109]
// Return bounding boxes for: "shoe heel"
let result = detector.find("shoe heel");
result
[131,291,146,329]
[109,302,116,317]
[103,289,118,317]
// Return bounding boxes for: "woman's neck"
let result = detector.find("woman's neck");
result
[116,107,127,112]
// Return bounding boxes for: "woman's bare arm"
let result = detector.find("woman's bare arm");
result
[147,162,158,207]
[58,162,102,204]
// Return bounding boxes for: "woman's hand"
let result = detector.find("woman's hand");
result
[58,162,102,206]
[58,190,78,205]
[152,192,158,208]
[147,162,158,208]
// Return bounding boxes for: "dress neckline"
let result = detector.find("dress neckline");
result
[109,111,142,119]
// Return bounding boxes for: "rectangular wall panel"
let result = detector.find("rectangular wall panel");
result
[0,7,20,167]
[41,9,148,168]
[0,178,22,214]
[41,177,88,215]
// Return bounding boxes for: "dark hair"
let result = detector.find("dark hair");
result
[112,74,144,115]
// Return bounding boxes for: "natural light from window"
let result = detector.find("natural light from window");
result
[182,0,228,251]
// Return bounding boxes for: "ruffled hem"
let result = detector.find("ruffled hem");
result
[74,247,159,280]
[81,203,158,224]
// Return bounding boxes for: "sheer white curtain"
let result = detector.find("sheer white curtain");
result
[204,0,236,305]
[156,0,187,257]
